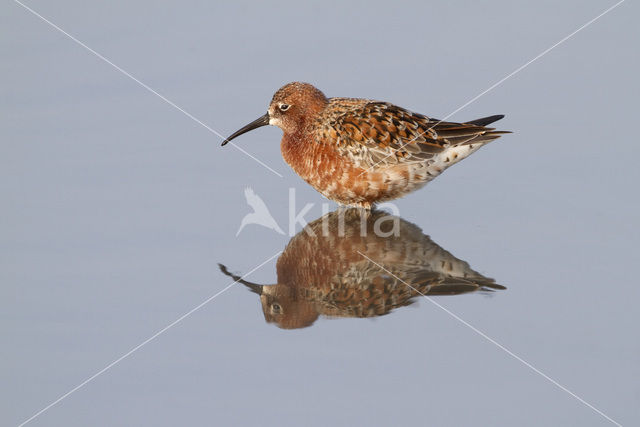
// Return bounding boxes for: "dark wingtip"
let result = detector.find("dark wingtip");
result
[467,114,505,127]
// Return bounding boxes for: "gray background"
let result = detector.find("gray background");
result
[2,0,638,426]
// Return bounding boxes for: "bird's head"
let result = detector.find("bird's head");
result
[217,263,319,329]
[221,82,328,146]
[258,283,319,329]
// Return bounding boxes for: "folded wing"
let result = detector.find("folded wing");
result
[320,100,508,168]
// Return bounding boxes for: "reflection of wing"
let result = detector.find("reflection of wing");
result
[275,209,504,320]
[312,253,501,319]
[244,187,267,212]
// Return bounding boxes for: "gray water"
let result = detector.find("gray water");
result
[2,1,638,426]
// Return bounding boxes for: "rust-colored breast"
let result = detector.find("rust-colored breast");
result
[281,133,394,207]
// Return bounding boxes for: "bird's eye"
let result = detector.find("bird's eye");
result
[279,104,290,112]
[272,303,282,313]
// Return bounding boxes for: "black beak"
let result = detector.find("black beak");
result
[221,113,270,146]
[241,281,264,296]
[218,263,264,295]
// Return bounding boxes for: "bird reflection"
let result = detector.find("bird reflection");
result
[220,209,505,329]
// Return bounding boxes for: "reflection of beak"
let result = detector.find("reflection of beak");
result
[241,281,263,295]
[221,113,270,146]
[217,264,264,295]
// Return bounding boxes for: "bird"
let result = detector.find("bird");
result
[236,187,284,236]
[220,208,505,329]
[222,82,510,208]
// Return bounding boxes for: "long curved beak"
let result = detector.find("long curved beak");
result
[221,113,270,146]
[218,263,265,295]
[240,281,264,296]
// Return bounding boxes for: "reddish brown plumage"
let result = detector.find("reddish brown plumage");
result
[220,209,504,329]
[225,82,510,207]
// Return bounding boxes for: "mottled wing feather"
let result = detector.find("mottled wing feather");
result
[316,99,504,168]
[315,260,502,318]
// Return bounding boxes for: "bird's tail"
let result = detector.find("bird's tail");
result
[466,114,505,127]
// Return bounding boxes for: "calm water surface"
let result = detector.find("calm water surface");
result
[2,1,638,426]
